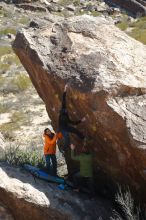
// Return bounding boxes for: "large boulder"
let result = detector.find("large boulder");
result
[12,15,146,199]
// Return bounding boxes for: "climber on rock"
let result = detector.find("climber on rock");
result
[43,128,62,176]
[58,84,86,153]
[70,143,94,194]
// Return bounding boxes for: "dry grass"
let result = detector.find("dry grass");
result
[0,27,16,36]
[18,16,29,25]
[0,46,13,57]
[116,16,146,45]
[0,103,8,114]
[12,74,32,91]
[111,186,146,220]
[59,0,80,6]
[0,110,28,140]
[2,145,45,168]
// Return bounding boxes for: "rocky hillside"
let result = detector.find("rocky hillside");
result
[0,3,50,148]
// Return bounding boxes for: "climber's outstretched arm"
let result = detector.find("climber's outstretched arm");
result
[61,84,68,110]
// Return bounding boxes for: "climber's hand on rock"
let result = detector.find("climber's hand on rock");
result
[70,144,75,150]
[64,84,69,92]
[81,117,86,122]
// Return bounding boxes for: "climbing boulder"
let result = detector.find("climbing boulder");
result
[12,15,146,199]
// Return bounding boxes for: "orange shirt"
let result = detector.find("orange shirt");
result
[43,132,62,155]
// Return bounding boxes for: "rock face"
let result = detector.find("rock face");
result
[0,163,112,220]
[13,15,146,199]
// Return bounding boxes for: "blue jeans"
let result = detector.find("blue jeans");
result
[45,154,57,176]
[61,130,70,151]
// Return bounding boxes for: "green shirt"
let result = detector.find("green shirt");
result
[71,150,93,177]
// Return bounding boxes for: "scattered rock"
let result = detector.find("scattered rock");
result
[12,0,32,3]
[66,5,76,12]
[50,0,60,3]
[39,0,50,6]
[7,33,15,40]
[15,3,47,12]
[47,3,61,12]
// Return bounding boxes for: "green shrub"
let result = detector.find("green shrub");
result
[0,63,10,73]
[127,16,146,45]
[90,11,100,17]
[2,131,15,141]
[75,10,86,16]
[0,8,7,17]
[0,8,3,15]
[0,11,3,17]
[59,0,79,6]
[18,16,29,25]
[0,54,21,74]
[59,0,72,5]
[0,111,26,134]
[0,76,6,86]
[3,9,13,18]
[53,11,65,17]
[129,28,146,45]
[3,145,45,168]
[73,0,80,6]
[0,103,7,113]
[111,186,146,220]
[12,74,32,91]
[116,21,129,31]
[115,13,131,31]
[132,16,146,29]
[116,16,146,45]
[10,111,27,124]
[0,28,16,36]
[0,122,19,133]
[3,54,21,66]
[0,46,13,57]
[0,122,18,141]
